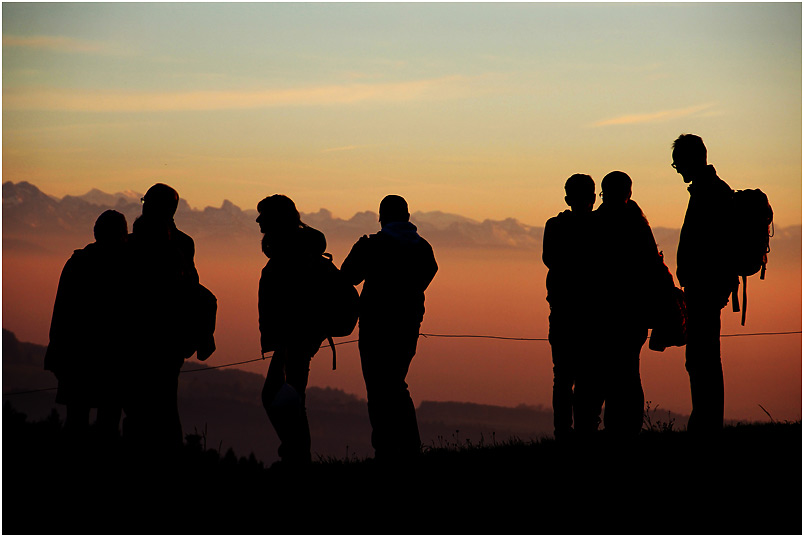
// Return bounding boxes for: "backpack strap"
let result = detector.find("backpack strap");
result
[740,274,748,326]
[327,335,337,370]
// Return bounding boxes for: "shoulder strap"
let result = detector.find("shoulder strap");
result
[741,275,747,326]
[328,335,336,370]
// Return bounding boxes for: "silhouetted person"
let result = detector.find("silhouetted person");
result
[45,210,128,442]
[592,171,660,438]
[542,174,597,440]
[123,184,198,454]
[341,195,438,462]
[257,194,327,467]
[672,134,736,433]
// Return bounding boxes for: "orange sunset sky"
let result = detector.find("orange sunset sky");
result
[3,2,802,423]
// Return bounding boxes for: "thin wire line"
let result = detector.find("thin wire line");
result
[421,333,548,341]
[3,330,800,397]
[721,331,801,338]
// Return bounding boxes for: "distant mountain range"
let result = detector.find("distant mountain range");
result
[0,180,679,253]
[2,180,547,250]
[5,181,801,265]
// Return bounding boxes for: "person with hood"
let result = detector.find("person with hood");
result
[341,195,438,462]
[593,171,661,438]
[45,209,129,442]
[542,174,597,440]
[257,194,328,467]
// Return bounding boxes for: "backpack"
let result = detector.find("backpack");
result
[190,284,218,361]
[731,188,773,325]
[315,253,359,370]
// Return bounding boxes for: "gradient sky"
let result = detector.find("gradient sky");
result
[3,2,802,228]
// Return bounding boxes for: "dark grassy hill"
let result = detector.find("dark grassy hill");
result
[3,401,800,535]
[3,329,559,466]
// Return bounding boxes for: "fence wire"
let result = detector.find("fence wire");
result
[3,329,801,397]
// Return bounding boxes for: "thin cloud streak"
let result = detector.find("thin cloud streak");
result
[322,145,376,153]
[592,103,716,127]
[3,76,475,112]
[3,35,107,54]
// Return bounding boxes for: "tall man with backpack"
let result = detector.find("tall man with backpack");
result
[672,134,737,433]
[341,195,438,463]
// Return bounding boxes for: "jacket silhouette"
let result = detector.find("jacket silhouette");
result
[259,225,327,354]
[341,195,438,462]
[45,210,129,438]
[677,164,736,305]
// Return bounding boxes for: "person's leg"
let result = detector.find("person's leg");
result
[685,300,724,433]
[360,329,421,461]
[263,348,312,464]
[282,349,312,464]
[549,311,576,439]
[603,332,646,437]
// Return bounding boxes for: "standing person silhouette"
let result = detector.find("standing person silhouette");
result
[123,184,199,454]
[45,210,129,443]
[672,134,736,433]
[341,195,438,463]
[256,194,327,468]
[594,171,660,438]
[542,174,597,440]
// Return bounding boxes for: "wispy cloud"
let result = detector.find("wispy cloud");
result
[591,103,717,127]
[3,35,107,54]
[322,145,371,153]
[3,76,477,112]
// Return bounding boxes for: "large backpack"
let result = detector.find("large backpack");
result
[731,188,773,325]
[315,253,359,369]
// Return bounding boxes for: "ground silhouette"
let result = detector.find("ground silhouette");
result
[3,401,800,535]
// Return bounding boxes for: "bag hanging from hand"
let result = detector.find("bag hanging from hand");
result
[649,252,688,352]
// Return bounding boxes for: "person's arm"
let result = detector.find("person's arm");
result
[542,218,559,268]
[44,256,79,376]
[420,242,438,291]
[340,236,369,286]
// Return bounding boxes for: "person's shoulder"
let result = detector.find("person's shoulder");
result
[353,232,379,247]
[68,243,95,263]
[300,225,327,255]
[417,234,435,252]
[172,226,195,245]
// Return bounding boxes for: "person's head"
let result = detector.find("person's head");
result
[601,171,632,205]
[564,174,596,213]
[671,134,708,183]
[142,183,180,220]
[379,195,410,227]
[256,195,301,254]
[93,210,128,245]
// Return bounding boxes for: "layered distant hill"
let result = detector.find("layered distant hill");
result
[3,329,569,465]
